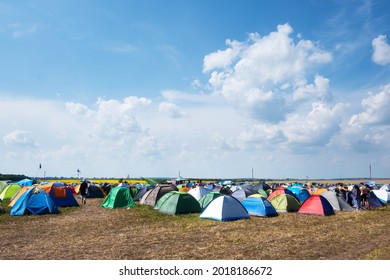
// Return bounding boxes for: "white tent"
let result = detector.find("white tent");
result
[200,196,249,221]
[188,187,211,200]
[372,189,390,204]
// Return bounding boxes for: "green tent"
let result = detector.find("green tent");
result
[257,189,268,198]
[129,187,138,197]
[198,191,223,209]
[0,181,8,195]
[154,191,201,215]
[0,184,21,201]
[270,194,301,212]
[100,186,135,209]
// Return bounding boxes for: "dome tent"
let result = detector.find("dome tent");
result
[298,195,334,216]
[0,184,21,201]
[140,184,178,207]
[100,186,135,209]
[268,187,298,201]
[200,195,249,221]
[154,191,201,215]
[269,194,301,212]
[133,185,152,201]
[231,188,257,202]
[372,189,390,204]
[10,186,59,216]
[242,196,278,217]
[40,183,79,207]
[198,192,223,209]
[188,187,211,200]
[287,186,311,203]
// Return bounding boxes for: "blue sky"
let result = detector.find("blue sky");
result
[1,0,390,180]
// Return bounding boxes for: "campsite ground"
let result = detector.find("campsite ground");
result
[0,191,389,260]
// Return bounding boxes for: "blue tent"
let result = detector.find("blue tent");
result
[46,186,79,207]
[10,187,59,216]
[242,197,278,217]
[86,184,105,198]
[369,191,384,207]
[287,187,311,203]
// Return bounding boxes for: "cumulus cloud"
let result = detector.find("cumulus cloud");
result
[348,83,390,129]
[204,23,333,123]
[0,95,159,176]
[65,102,93,116]
[91,96,151,139]
[3,130,37,147]
[202,23,345,153]
[64,96,152,140]
[341,83,390,152]
[372,35,390,65]
[238,124,285,147]
[203,39,243,72]
[292,75,332,102]
[282,101,346,150]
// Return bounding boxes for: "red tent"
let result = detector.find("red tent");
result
[298,195,334,216]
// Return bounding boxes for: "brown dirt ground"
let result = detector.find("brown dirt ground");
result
[1,188,389,260]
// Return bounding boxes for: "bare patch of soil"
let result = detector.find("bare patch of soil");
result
[0,197,389,260]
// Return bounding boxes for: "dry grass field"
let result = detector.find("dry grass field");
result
[1,186,389,260]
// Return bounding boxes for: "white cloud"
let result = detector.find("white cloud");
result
[161,89,213,104]
[84,97,150,140]
[158,102,188,118]
[136,135,162,159]
[203,39,243,72]
[372,35,390,65]
[204,23,333,124]
[282,101,346,150]
[2,20,390,179]
[238,123,285,147]
[65,102,93,116]
[3,130,37,147]
[339,83,390,153]
[292,75,331,102]
[348,83,390,128]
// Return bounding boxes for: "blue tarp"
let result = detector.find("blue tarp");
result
[364,181,376,187]
[16,178,34,186]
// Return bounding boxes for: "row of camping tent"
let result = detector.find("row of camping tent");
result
[100,183,389,220]
[0,181,83,216]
